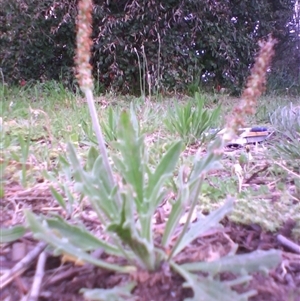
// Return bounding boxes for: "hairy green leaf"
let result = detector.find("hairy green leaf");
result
[107,189,156,270]
[146,140,182,212]
[114,111,144,207]
[172,199,234,257]
[172,263,256,301]
[25,210,136,273]
[46,215,123,256]
[81,281,136,301]
[0,225,26,243]
[50,186,66,210]
[181,249,282,276]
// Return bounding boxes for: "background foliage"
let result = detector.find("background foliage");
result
[1,0,299,94]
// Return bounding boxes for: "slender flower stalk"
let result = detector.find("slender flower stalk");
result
[75,0,93,91]
[224,36,277,140]
[75,0,119,204]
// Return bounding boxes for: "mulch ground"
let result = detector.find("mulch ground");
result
[2,214,300,301]
[1,150,300,301]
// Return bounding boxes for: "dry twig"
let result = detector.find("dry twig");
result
[274,161,300,180]
[0,242,46,290]
[26,251,47,301]
[245,164,269,184]
[277,235,300,254]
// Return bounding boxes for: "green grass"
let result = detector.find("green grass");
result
[1,82,300,238]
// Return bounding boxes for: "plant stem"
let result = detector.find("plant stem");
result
[84,88,121,205]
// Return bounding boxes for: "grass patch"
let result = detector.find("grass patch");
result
[2,83,300,239]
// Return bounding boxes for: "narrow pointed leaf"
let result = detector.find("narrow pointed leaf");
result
[189,138,223,183]
[172,263,251,301]
[181,250,281,276]
[81,281,136,301]
[25,211,135,273]
[50,186,66,209]
[85,146,99,171]
[66,143,119,219]
[172,199,234,257]
[146,141,182,210]
[46,215,123,256]
[0,225,26,243]
[162,167,190,247]
[116,111,144,206]
[107,191,155,270]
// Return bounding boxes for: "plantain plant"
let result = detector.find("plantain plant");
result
[26,109,281,300]
[24,0,281,300]
[270,103,300,140]
[270,103,300,171]
[26,109,228,272]
[165,92,221,145]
